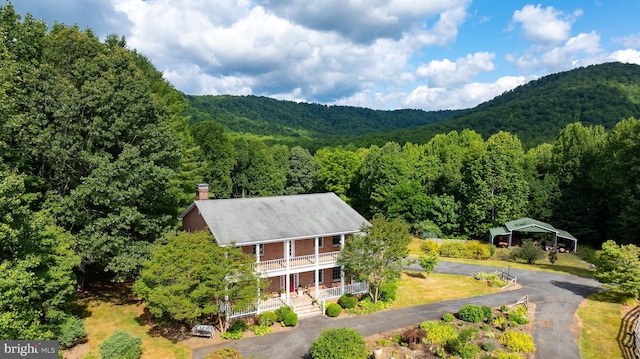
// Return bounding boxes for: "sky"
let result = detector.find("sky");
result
[11,0,640,111]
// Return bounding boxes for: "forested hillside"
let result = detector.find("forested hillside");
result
[186,62,640,150]
[377,62,640,148]
[185,94,458,149]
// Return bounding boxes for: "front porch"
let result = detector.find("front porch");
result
[228,281,368,319]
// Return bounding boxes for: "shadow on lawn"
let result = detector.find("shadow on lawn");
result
[135,307,194,343]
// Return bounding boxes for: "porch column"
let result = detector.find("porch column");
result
[508,231,513,247]
[285,240,290,298]
[340,234,345,295]
[552,232,558,250]
[314,237,320,296]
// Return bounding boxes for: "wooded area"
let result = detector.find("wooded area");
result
[1,3,640,342]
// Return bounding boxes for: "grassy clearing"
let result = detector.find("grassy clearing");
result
[76,286,191,359]
[577,291,636,359]
[391,271,498,309]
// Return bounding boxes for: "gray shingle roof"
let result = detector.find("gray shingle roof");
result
[178,193,371,246]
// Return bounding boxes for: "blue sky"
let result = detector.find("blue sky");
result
[11,0,640,111]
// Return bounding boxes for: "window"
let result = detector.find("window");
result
[252,244,264,256]
[332,267,341,282]
[332,235,341,247]
[317,238,323,248]
[315,270,324,284]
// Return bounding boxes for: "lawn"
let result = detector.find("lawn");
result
[391,271,498,309]
[577,291,637,359]
[71,284,191,359]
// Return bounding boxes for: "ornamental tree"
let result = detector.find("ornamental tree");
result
[133,231,265,331]
[338,217,411,303]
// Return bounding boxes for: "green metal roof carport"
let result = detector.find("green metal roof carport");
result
[488,217,577,251]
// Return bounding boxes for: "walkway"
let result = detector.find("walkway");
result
[192,262,603,359]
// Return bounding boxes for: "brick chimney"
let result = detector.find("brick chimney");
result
[195,183,209,200]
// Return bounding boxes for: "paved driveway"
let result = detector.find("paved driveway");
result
[192,262,602,359]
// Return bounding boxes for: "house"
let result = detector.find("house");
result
[178,184,371,318]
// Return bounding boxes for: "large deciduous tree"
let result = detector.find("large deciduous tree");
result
[133,231,264,331]
[338,218,411,303]
[461,132,529,238]
[0,168,79,340]
[285,146,317,195]
[594,240,640,298]
[0,15,183,280]
[190,121,235,198]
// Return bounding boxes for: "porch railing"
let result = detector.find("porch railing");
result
[228,297,286,319]
[257,251,339,273]
[318,281,368,314]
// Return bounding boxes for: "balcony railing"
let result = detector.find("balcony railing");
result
[256,251,339,273]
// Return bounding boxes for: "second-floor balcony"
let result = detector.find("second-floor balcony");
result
[256,251,339,274]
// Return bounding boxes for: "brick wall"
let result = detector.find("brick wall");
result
[180,208,207,232]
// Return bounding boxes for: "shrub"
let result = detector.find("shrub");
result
[420,239,441,255]
[510,240,546,264]
[400,328,427,350]
[442,313,455,322]
[439,240,493,259]
[358,297,390,313]
[58,316,87,349]
[204,348,242,359]
[498,331,535,353]
[310,328,368,359]
[496,351,524,359]
[326,303,342,317]
[499,305,509,312]
[467,240,492,259]
[508,311,529,325]
[458,304,484,323]
[230,320,247,333]
[376,339,390,347]
[493,316,507,331]
[379,281,398,303]
[275,306,293,323]
[447,337,480,359]
[481,305,493,322]
[338,294,358,309]
[548,250,558,264]
[257,311,277,327]
[99,331,142,359]
[420,321,458,345]
[481,340,496,351]
[283,312,298,327]
[221,330,243,340]
[250,325,272,336]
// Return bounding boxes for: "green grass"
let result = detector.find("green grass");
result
[577,291,636,359]
[75,285,191,359]
[391,271,498,309]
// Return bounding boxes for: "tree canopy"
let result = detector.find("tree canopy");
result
[338,218,411,303]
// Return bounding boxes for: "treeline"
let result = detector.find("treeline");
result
[192,120,640,249]
[1,3,640,342]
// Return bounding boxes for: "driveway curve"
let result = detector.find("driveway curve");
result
[192,262,603,359]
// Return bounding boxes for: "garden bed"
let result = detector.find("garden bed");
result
[364,303,536,359]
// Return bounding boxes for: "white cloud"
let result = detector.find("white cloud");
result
[110,0,471,104]
[507,31,602,72]
[613,33,640,48]
[606,49,640,65]
[403,75,534,111]
[416,52,495,87]
[511,4,579,44]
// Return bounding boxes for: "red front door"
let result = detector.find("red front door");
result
[289,274,295,292]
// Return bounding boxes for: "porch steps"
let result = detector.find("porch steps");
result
[296,303,323,319]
